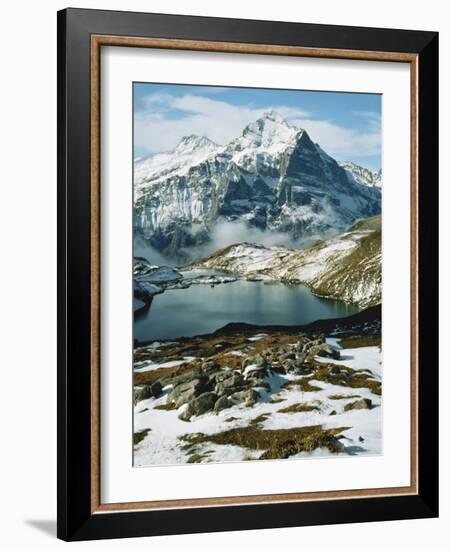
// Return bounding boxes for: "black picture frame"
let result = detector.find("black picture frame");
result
[57,7,438,541]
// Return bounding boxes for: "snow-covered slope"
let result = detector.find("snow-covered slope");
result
[134,135,219,199]
[339,161,382,189]
[135,111,381,257]
[133,330,382,466]
[192,215,381,308]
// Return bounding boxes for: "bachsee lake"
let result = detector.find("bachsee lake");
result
[134,275,360,342]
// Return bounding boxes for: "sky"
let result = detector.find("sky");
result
[134,83,381,170]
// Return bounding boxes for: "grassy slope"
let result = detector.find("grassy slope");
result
[308,215,381,305]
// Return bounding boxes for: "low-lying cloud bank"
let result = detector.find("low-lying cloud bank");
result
[134,219,335,268]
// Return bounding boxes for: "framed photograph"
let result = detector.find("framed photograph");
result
[57,8,438,541]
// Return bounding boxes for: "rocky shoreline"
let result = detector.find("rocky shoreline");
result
[133,257,239,315]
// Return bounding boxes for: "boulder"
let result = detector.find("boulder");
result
[344,398,373,412]
[134,381,162,403]
[294,364,313,375]
[167,376,209,408]
[214,373,245,395]
[294,338,307,352]
[230,390,249,402]
[280,352,296,362]
[133,280,157,313]
[188,392,219,417]
[151,381,162,398]
[244,366,267,380]
[245,389,260,406]
[316,344,340,359]
[177,404,191,422]
[134,385,152,404]
[201,361,218,374]
[214,395,232,413]
[288,366,305,376]
[213,370,237,383]
[281,359,297,373]
[242,354,265,368]
[160,368,202,388]
[175,369,205,385]
[231,388,259,407]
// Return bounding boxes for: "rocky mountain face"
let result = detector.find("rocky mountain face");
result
[192,215,381,308]
[134,111,381,258]
[339,161,382,189]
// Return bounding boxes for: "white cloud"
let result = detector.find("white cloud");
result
[134,93,380,161]
[135,93,309,153]
[290,117,381,159]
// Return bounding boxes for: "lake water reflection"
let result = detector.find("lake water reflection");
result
[134,277,360,342]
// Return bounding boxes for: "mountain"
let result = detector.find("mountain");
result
[339,161,382,189]
[134,111,381,258]
[192,215,381,308]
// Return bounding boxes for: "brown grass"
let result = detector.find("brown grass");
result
[338,335,381,349]
[186,450,214,464]
[179,424,349,460]
[310,216,381,307]
[283,378,323,392]
[134,361,200,386]
[249,413,270,426]
[133,428,151,446]
[153,402,177,411]
[310,362,382,396]
[278,402,321,413]
[328,393,361,400]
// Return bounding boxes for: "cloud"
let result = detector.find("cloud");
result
[176,220,290,263]
[134,93,309,153]
[353,110,382,128]
[289,117,381,159]
[186,220,323,261]
[134,92,380,161]
[134,234,178,267]
[210,220,296,250]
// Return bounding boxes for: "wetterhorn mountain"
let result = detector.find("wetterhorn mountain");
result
[134,111,381,257]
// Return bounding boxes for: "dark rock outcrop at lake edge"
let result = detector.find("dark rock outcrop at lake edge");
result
[213,304,381,337]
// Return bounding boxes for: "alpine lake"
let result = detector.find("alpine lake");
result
[134,270,360,342]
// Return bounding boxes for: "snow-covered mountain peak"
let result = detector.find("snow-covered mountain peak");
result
[134,135,219,197]
[240,110,299,145]
[224,110,302,170]
[339,161,382,188]
[134,110,382,258]
[262,109,289,123]
[175,134,218,153]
